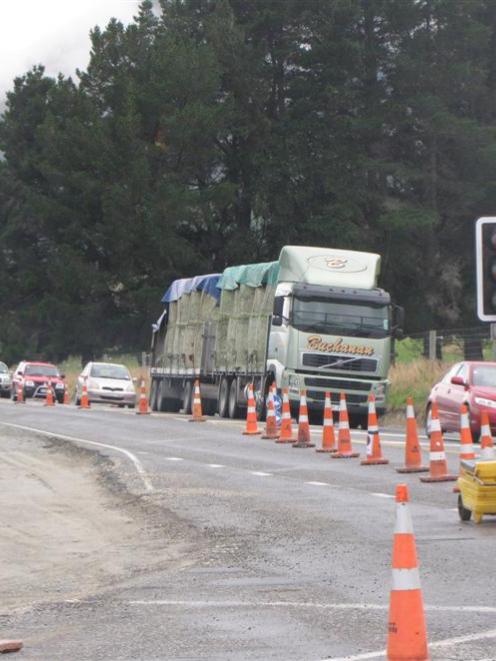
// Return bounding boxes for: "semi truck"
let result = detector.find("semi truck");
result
[149,245,403,426]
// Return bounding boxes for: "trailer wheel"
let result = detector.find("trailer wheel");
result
[218,377,230,418]
[150,379,159,411]
[228,378,241,419]
[182,381,193,415]
[458,495,471,522]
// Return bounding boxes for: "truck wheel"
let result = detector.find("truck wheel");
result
[150,379,159,411]
[228,378,241,419]
[458,495,471,522]
[218,377,230,418]
[350,413,368,430]
[182,381,193,415]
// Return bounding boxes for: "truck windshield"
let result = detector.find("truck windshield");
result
[292,297,390,338]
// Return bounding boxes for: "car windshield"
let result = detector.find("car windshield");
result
[90,364,130,380]
[0,363,8,373]
[472,365,496,387]
[292,296,390,339]
[25,364,59,377]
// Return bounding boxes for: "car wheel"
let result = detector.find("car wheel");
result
[458,494,471,522]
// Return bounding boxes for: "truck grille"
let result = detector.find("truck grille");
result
[306,390,369,405]
[304,377,372,392]
[302,352,377,373]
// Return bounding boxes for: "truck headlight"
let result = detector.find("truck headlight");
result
[55,383,64,389]
[374,383,386,400]
[288,374,300,390]
[25,380,34,387]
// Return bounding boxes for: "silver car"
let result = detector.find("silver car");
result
[76,362,136,408]
[0,362,12,398]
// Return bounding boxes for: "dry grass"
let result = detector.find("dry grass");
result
[387,358,455,420]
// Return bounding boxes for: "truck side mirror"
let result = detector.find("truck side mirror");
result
[272,296,284,327]
[272,315,283,327]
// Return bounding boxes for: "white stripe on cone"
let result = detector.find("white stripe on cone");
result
[430,451,446,461]
[391,568,421,591]
[394,502,414,534]
[406,404,415,418]
[430,418,441,432]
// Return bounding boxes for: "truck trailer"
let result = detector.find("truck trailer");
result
[149,245,403,426]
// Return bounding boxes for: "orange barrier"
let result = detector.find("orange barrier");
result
[262,385,279,439]
[316,391,337,453]
[0,640,23,653]
[361,394,388,465]
[243,383,261,435]
[420,403,456,483]
[396,397,428,474]
[292,390,315,448]
[79,379,91,410]
[276,388,294,443]
[136,379,151,415]
[44,381,55,407]
[480,412,495,460]
[189,379,205,422]
[387,484,429,661]
[15,383,25,405]
[331,392,359,459]
[63,388,70,405]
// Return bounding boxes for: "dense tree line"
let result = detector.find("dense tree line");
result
[1,0,496,362]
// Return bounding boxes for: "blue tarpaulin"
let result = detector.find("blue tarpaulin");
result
[161,274,222,304]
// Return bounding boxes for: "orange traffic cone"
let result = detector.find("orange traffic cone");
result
[480,412,495,460]
[454,404,477,493]
[387,484,429,661]
[292,390,315,448]
[361,394,388,465]
[15,382,25,404]
[189,379,206,422]
[262,385,279,439]
[316,392,337,453]
[396,397,428,473]
[331,392,359,459]
[136,378,151,415]
[243,383,261,435]
[420,402,457,482]
[79,378,91,410]
[44,381,55,407]
[63,388,70,405]
[276,388,294,443]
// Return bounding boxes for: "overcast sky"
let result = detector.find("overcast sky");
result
[0,1,142,104]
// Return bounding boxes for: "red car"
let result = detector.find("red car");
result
[12,361,67,403]
[426,361,496,441]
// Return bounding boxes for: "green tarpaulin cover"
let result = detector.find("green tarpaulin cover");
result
[218,261,279,290]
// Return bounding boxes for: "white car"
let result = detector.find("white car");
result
[76,362,136,408]
[0,362,12,398]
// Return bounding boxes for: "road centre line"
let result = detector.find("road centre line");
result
[250,471,272,476]
[305,481,330,486]
[0,421,154,493]
[165,457,184,461]
[127,599,496,614]
[208,463,225,468]
[371,493,394,499]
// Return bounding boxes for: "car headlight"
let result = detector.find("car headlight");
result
[126,383,135,392]
[25,380,34,387]
[87,379,99,389]
[474,397,496,409]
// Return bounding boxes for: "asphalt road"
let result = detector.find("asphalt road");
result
[1,399,495,660]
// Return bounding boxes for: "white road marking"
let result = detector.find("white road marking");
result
[305,481,330,486]
[0,421,154,492]
[329,626,496,660]
[208,463,225,468]
[250,471,272,477]
[370,493,394,499]
[165,457,184,462]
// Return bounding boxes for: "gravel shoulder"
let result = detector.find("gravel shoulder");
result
[0,430,198,614]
